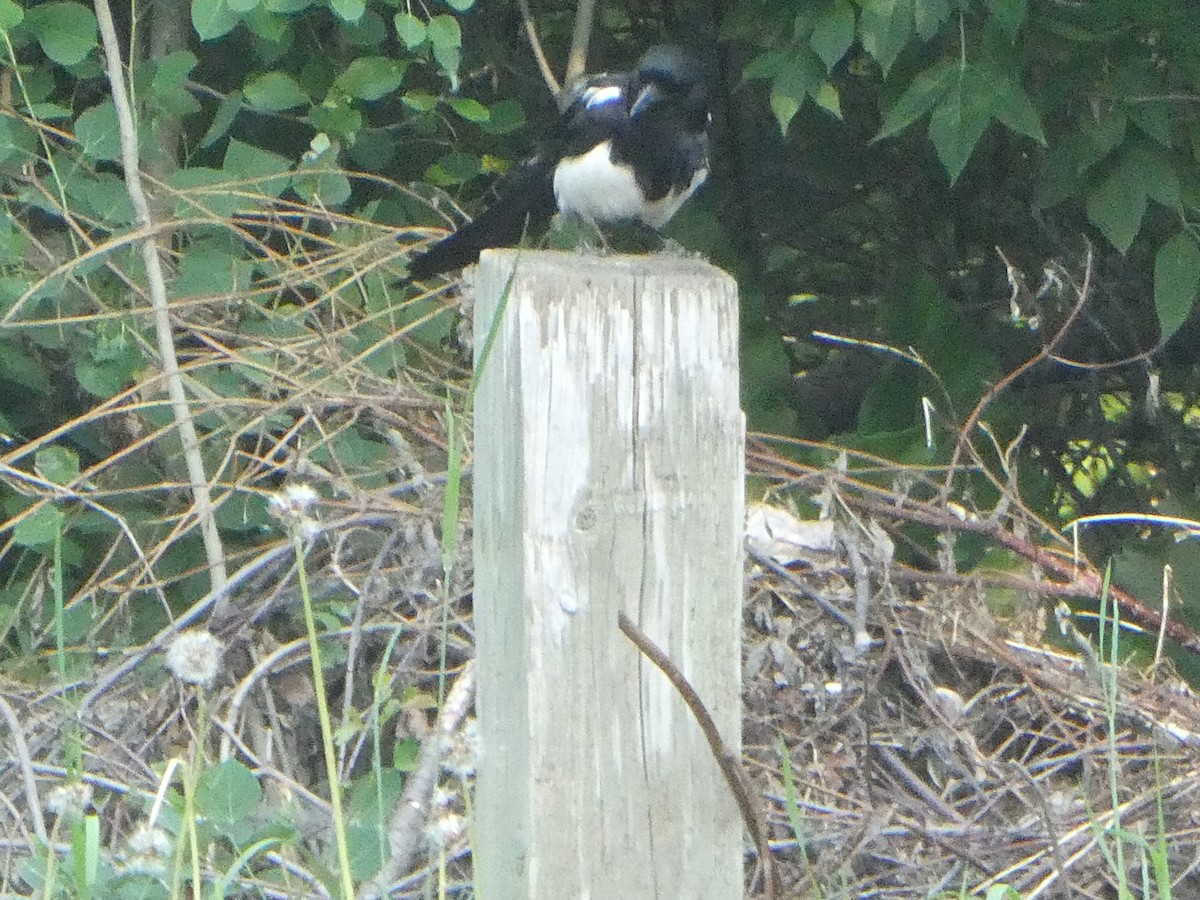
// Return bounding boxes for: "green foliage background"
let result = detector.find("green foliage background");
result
[1,0,1200,661]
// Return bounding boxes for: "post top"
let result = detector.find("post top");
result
[478,247,730,282]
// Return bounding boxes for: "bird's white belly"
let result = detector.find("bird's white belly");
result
[554,142,646,223]
[553,142,708,228]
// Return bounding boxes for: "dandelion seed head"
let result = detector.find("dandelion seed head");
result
[127,823,172,858]
[44,782,92,818]
[165,629,224,689]
[268,483,322,538]
[297,517,322,540]
[424,811,466,850]
[268,483,319,522]
[431,784,455,809]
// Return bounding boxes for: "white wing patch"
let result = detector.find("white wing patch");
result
[582,84,623,109]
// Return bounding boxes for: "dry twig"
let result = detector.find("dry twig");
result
[93,0,228,599]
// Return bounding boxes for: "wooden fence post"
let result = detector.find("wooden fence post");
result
[472,249,744,899]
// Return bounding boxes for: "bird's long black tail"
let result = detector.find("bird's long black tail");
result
[407,160,557,279]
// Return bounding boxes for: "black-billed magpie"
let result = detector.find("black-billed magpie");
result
[407,46,710,279]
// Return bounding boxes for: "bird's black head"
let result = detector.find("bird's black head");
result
[629,46,708,129]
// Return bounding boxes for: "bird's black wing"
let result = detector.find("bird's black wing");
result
[556,72,633,158]
[407,158,557,280]
[614,47,710,205]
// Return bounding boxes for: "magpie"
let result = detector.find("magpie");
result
[407,46,710,279]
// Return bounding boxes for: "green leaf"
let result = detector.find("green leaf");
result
[1085,166,1147,253]
[223,138,291,197]
[742,51,789,82]
[397,296,454,347]
[875,59,954,140]
[982,69,1045,144]
[0,343,51,392]
[0,115,35,165]
[394,12,426,49]
[444,0,474,10]
[174,244,254,297]
[1154,230,1200,342]
[393,736,419,770]
[344,823,385,881]
[914,0,949,39]
[75,101,120,162]
[985,0,1026,41]
[310,100,364,139]
[810,0,855,71]
[295,136,352,205]
[169,167,239,218]
[350,322,406,376]
[35,447,80,486]
[1126,141,1179,208]
[151,50,201,116]
[927,66,994,182]
[449,97,489,123]
[1129,100,1171,146]
[0,0,23,32]
[75,345,140,398]
[770,52,824,134]
[24,3,97,66]
[200,90,243,148]
[191,0,238,41]
[347,769,404,823]
[814,81,842,119]
[480,98,526,135]
[1073,108,1126,174]
[244,4,288,42]
[427,15,461,87]
[14,505,64,549]
[331,0,365,22]
[335,56,406,101]
[424,149,481,186]
[27,102,73,120]
[228,0,258,10]
[314,428,390,477]
[77,322,143,399]
[65,171,136,225]
[401,91,437,113]
[860,0,914,76]
[195,760,262,829]
[0,218,28,265]
[244,71,309,111]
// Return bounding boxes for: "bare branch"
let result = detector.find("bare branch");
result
[92,0,227,599]
[618,612,780,900]
[360,661,476,899]
[564,0,598,88]
[518,0,563,103]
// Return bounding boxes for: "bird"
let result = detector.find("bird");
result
[407,46,710,279]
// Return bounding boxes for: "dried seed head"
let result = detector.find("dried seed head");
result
[424,811,466,850]
[164,629,224,689]
[122,824,173,876]
[44,781,93,819]
[127,823,172,857]
[268,483,319,522]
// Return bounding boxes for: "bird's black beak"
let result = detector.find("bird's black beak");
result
[630,82,665,119]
